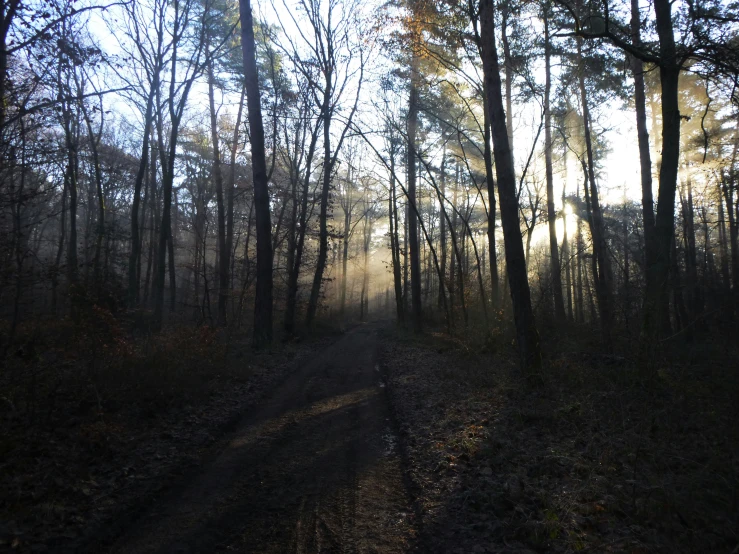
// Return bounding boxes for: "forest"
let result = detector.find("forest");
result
[1,0,738,551]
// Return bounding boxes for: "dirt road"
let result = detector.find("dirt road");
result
[107,323,413,554]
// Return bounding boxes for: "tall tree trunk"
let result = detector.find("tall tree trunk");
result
[479,0,541,371]
[403,199,409,316]
[153,149,174,329]
[406,51,423,332]
[439,145,448,310]
[670,233,688,331]
[642,0,682,351]
[544,10,565,320]
[623,194,631,325]
[52,182,68,314]
[207,53,229,326]
[240,0,273,347]
[449,169,458,321]
[390,151,404,323]
[340,192,351,319]
[682,176,699,320]
[168,207,176,311]
[576,188,585,323]
[227,86,245,316]
[144,137,158,306]
[63,113,79,313]
[563,190,574,321]
[127,87,155,308]
[482,89,500,308]
[427,157,469,325]
[501,4,514,156]
[717,180,731,296]
[305,85,333,327]
[360,209,371,321]
[80,98,105,296]
[630,0,656,318]
[578,41,613,350]
[284,122,319,335]
[722,175,739,306]
[284,129,301,332]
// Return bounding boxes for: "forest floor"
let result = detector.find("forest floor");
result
[0,319,343,553]
[2,319,737,553]
[381,326,739,554]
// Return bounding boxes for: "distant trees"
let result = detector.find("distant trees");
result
[0,0,737,362]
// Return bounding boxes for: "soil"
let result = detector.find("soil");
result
[102,322,413,553]
[5,321,736,554]
[380,329,739,554]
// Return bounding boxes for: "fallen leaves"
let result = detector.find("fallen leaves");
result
[381,333,739,554]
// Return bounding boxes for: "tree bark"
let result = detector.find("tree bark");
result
[630,0,656,318]
[127,85,155,308]
[227,86,245,318]
[577,40,613,350]
[305,83,333,327]
[406,51,423,332]
[284,119,319,335]
[482,88,500,309]
[240,0,273,347]
[207,52,229,326]
[389,148,405,323]
[544,10,566,320]
[562,190,574,321]
[479,0,541,371]
[439,145,448,310]
[642,0,681,350]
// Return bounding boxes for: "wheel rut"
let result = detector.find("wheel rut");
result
[106,323,412,554]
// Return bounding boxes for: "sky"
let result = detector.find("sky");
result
[89,0,649,233]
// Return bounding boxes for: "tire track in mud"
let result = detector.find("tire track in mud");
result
[105,323,412,554]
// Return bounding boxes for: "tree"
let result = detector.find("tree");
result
[478,0,541,371]
[239,0,273,347]
[543,3,566,320]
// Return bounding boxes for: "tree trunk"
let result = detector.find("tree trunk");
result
[406,51,423,332]
[576,188,585,323]
[227,86,245,318]
[153,147,174,329]
[340,191,352,318]
[718,180,731,297]
[544,11,565,320]
[64,115,79,312]
[284,121,319,335]
[562,190,574,321]
[127,86,155,308]
[479,0,541,371]
[207,53,229,326]
[722,176,738,305]
[52,181,68,314]
[390,151,404,323]
[630,0,656,317]
[439,145,448,310]
[240,0,273,347]
[642,0,682,351]
[305,85,333,327]
[501,5,514,157]
[482,88,500,309]
[578,41,613,350]
[80,97,105,296]
[682,176,699,320]
[144,137,158,307]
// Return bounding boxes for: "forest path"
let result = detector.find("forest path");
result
[107,322,413,554]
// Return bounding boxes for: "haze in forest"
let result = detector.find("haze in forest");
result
[1,0,738,550]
